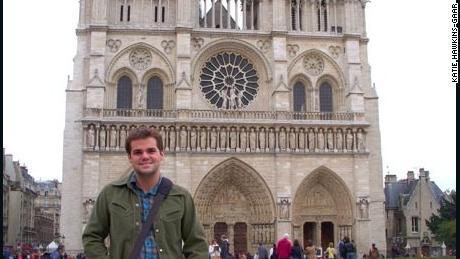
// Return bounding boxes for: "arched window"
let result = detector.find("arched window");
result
[317,0,328,31]
[117,76,132,109]
[293,82,306,112]
[147,76,163,109]
[319,82,333,112]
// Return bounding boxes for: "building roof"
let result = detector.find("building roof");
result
[384,179,445,209]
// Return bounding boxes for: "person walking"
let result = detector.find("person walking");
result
[257,243,269,259]
[82,127,208,259]
[290,239,304,259]
[220,235,231,259]
[338,238,345,259]
[325,242,336,259]
[269,244,278,259]
[344,237,356,259]
[50,245,64,259]
[276,233,292,259]
[304,240,317,259]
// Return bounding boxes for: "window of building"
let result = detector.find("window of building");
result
[317,0,328,31]
[117,76,133,109]
[411,217,419,232]
[147,76,164,109]
[319,82,333,112]
[293,82,306,112]
[120,5,124,21]
[127,5,131,22]
[154,6,158,22]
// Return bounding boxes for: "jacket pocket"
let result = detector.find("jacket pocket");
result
[160,208,182,222]
[109,201,134,238]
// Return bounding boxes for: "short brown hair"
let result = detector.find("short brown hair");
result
[125,127,164,154]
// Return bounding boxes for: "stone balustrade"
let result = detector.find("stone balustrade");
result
[84,108,362,122]
[83,123,368,154]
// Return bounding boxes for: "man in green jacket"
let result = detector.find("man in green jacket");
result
[82,127,208,259]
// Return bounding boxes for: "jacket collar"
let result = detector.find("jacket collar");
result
[111,171,180,196]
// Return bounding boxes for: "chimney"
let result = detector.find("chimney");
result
[407,171,415,181]
[419,168,429,179]
[385,174,397,183]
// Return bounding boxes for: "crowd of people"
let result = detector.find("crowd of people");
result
[2,244,88,259]
[208,233,380,259]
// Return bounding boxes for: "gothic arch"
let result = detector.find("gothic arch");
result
[141,68,171,86]
[289,73,314,112]
[292,166,354,226]
[105,42,175,84]
[112,67,139,85]
[288,49,346,90]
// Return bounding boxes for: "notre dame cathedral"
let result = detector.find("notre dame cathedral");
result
[61,0,386,255]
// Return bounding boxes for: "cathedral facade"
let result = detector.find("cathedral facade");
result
[61,0,386,255]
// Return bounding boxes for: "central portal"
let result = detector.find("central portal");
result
[194,158,276,254]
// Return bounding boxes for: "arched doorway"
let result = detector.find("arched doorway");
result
[194,158,276,254]
[292,166,354,251]
[214,222,228,245]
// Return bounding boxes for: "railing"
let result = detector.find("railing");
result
[84,108,361,122]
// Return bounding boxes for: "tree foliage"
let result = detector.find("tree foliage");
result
[426,190,456,248]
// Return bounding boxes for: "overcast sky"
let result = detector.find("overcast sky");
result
[3,1,456,191]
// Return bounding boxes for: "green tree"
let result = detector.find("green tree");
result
[426,190,456,248]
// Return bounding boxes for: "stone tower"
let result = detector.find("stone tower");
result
[62,0,386,255]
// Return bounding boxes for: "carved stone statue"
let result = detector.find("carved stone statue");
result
[346,129,353,151]
[137,85,144,108]
[219,127,227,150]
[289,128,296,150]
[259,128,266,150]
[357,129,365,151]
[359,198,369,219]
[279,198,290,220]
[190,128,197,150]
[229,128,237,149]
[327,128,334,151]
[268,128,275,150]
[279,128,286,150]
[336,129,343,151]
[109,126,117,149]
[99,127,106,150]
[119,126,127,148]
[180,127,187,150]
[210,128,217,149]
[200,128,207,150]
[169,127,176,150]
[159,126,167,150]
[83,199,95,223]
[317,128,325,151]
[298,129,305,150]
[87,125,95,148]
[307,128,315,151]
[240,128,247,151]
[249,128,257,151]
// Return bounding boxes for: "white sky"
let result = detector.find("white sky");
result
[3,1,456,191]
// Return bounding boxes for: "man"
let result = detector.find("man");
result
[368,243,379,259]
[276,233,292,259]
[83,127,208,258]
[50,245,64,259]
[219,235,230,259]
[257,242,269,259]
[338,238,345,259]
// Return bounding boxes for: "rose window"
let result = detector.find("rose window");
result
[199,52,259,110]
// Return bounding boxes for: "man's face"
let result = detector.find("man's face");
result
[128,137,164,176]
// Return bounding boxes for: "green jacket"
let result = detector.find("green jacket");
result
[82,173,208,259]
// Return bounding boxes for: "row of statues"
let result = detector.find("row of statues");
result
[85,124,367,152]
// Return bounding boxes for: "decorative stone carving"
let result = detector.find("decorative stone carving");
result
[249,128,257,151]
[179,127,187,150]
[129,48,152,70]
[336,129,343,151]
[279,128,286,150]
[219,127,227,150]
[119,126,127,149]
[137,85,144,108]
[287,44,300,57]
[87,125,95,148]
[328,45,341,59]
[229,128,237,149]
[304,53,324,76]
[210,128,217,149]
[161,40,175,54]
[190,127,197,150]
[345,128,353,151]
[326,128,334,151]
[239,128,247,151]
[289,128,296,150]
[83,198,95,223]
[357,128,365,152]
[317,128,325,151]
[191,37,204,50]
[99,126,106,150]
[159,126,167,150]
[109,125,117,149]
[307,128,315,151]
[268,128,275,150]
[169,127,176,151]
[199,127,207,150]
[278,198,291,220]
[106,39,122,52]
[258,128,266,150]
[357,198,369,219]
[257,39,271,53]
[298,128,305,151]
